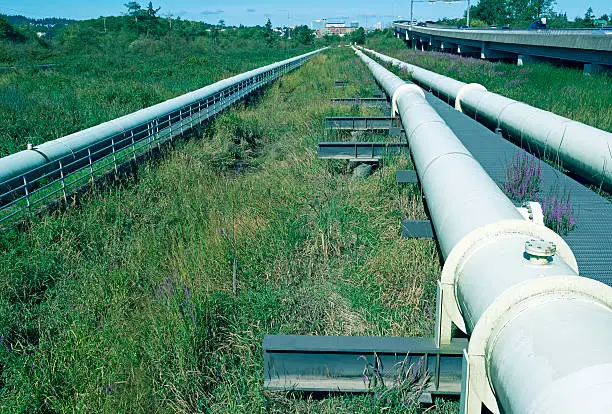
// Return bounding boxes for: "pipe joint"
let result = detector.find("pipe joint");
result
[466,276,612,414]
[391,84,425,116]
[455,83,487,112]
[440,219,577,336]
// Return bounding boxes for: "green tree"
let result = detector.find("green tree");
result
[470,0,510,25]
[0,14,26,42]
[124,1,162,36]
[349,27,366,44]
[509,0,555,24]
[292,25,313,44]
[263,18,273,45]
[124,2,143,22]
[584,7,595,24]
[145,2,161,19]
[531,0,556,18]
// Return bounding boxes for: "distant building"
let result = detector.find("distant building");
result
[315,20,359,37]
[311,19,326,30]
[374,22,383,30]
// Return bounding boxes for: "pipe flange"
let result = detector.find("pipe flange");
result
[454,83,487,112]
[440,219,578,334]
[467,276,612,414]
[392,84,425,116]
[524,238,556,264]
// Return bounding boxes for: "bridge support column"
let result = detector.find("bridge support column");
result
[517,54,539,66]
[584,63,612,74]
[480,43,516,60]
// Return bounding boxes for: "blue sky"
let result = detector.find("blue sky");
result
[0,1,609,27]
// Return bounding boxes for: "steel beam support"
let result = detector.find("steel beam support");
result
[330,98,390,108]
[401,220,434,239]
[318,141,407,160]
[263,335,467,394]
[324,116,401,131]
[396,170,418,183]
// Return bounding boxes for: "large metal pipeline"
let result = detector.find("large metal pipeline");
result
[358,46,612,192]
[353,47,612,414]
[0,48,325,192]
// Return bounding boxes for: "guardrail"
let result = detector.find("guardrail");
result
[0,48,325,224]
[395,23,598,35]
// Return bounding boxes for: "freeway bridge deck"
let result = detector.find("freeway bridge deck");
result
[394,24,612,70]
[425,92,612,286]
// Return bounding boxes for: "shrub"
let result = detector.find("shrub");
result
[541,195,577,235]
[503,150,576,234]
[0,15,26,42]
[502,149,542,203]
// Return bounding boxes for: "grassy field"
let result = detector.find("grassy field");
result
[0,35,311,157]
[0,45,458,413]
[366,32,612,132]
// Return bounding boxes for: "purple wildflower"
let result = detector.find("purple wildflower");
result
[503,150,542,202]
[541,195,577,235]
[0,335,10,352]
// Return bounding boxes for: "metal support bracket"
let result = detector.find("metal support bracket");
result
[389,126,405,138]
[325,116,401,131]
[396,170,418,184]
[401,220,434,239]
[318,142,407,161]
[330,98,390,108]
[263,335,467,395]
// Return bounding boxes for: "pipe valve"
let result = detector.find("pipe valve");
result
[525,238,556,264]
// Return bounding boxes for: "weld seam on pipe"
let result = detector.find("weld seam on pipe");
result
[455,83,487,112]
[494,100,522,131]
[404,119,449,144]
[391,84,425,116]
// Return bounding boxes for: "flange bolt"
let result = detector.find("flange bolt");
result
[525,239,556,264]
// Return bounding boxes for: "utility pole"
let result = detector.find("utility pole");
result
[409,0,471,27]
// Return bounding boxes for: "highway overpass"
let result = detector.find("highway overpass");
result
[393,23,612,72]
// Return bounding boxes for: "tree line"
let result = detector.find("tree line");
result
[0,2,326,47]
[466,0,610,28]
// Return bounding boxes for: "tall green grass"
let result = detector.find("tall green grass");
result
[0,47,457,413]
[0,35,311,157]
[366,34,612,132]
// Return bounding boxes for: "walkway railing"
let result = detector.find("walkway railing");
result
[0,48,325,224]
